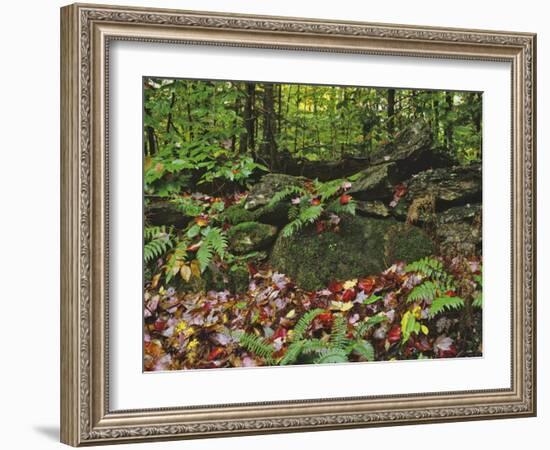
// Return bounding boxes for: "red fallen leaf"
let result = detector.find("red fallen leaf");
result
[187,242,201,252]
[247,262,258,276]
[445,290,457,297]
[387,325,402,344]
[393,183,408,198]
[358,276,376,294]
[341,289,357,302]
[222,222,231,231]
[318,312,333,326]
[231,169,239,175]
[437,345,457,358]
[311,197,321,206]
[339,194,352,205]
[154,320,167,332]
[272,327,287,340]
[202,302,212,313]
[328,280,344,293]
[415,337,432,352]
[207,347,225,361]
[315,221,325,234]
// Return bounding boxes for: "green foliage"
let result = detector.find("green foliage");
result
[428,296,465,318]
[292,308,325,341]
[267,185,307,209]
[144,226,172,264]
[196,227,228,272]
[315,349,348,364]
[407,281,438,303]
[281,205,323,238]
[238,333,275,365]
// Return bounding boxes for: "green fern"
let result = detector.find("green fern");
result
[314,348,348,364]
[472,291,483,308]
[329,315,348,349]
[195,227,228,272]
[279,341,304,365]
[327,198,357,216]
[428,296,465,318]
[352,340,375,361]
[144,226,173,264]
[238,333,275,365]
[407,281,438,303]
[267,185,307,209]
[292,309,325,341]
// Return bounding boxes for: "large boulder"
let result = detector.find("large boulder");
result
[407,164,481,206]
[269,215,435,291]
[145,201,192,229]
[435,204,482,257]
[244,173,306,210]
[347,162,401,201]
[369,121,453,173]
[227,221,278,254]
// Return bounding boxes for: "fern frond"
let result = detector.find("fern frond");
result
[407,281,438,303]
[352,340,375,361]
[204,226,228,258]
[144,235,172,264]
[472,291,483,308]
[314,348,348,364]
[238,333,275,364]
[317,179,343,201]
[196,242,213,272]
[327,199,357,216]
[281,219,303,238]
[267,185,306,209]
[299,205,323,223]
[300,338,327,355]
[329,315,348,350]
[279,341,304,365]
[428,296,465,318]
[292,309,325,342]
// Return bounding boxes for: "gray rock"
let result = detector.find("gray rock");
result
[227,221,278,254]
[269,215,435,291]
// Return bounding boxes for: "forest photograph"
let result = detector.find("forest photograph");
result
[143,78,483,372]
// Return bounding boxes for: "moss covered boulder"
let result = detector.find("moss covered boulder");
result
[227,221,278,254]
[223,204,258,225]
[269,215,435,291]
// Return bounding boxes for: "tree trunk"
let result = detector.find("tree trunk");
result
[445,92,454,149]
[244,82,256,154]
[387,88,396,135]
[262,83,278,170]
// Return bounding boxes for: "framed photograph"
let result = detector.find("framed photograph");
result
[60,3,536,446]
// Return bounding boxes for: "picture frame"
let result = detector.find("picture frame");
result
[60,2,536,446]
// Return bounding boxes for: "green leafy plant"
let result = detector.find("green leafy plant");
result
[144,226,173,265]
[268,179,357,238]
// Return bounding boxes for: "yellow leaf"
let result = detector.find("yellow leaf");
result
[421,325,429,335]
[180,264,192,282]
[172,260,183,276]
[286,309,296,319]
[190,260,201,278]
[151,273,161,289]
[330,301,353,312]
[343,279,357,290]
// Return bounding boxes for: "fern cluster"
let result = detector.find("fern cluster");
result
[405,257,464,319]
[279,309,387,365]
[196,226,228,272]
[268,178,356,238]
[144,226,173,264]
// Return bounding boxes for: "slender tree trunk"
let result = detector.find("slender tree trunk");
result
[387,88,396,135]
[244,82,256,154]
[262,83,278,169]
[445,92,454,149]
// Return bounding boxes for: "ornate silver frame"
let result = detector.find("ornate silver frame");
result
[60,3,536,446]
